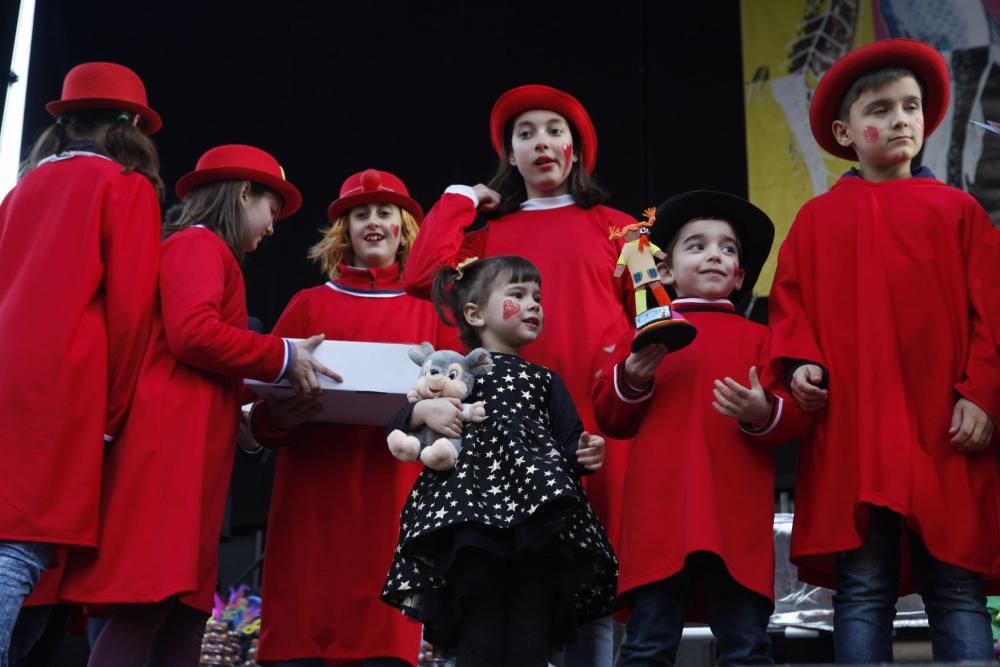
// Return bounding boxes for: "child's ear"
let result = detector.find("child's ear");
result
[508,151,517,167]
[463,302,485,328]
[734,266,746,291]
[657,261,674,286]
[239,180,253,204]
[832,119,854,148]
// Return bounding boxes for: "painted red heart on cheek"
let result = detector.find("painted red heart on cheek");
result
[503,299,521,320]
[390,224,400,237]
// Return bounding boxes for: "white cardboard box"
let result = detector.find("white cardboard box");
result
[245,340,417,425]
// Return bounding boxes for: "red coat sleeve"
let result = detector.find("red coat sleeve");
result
[249,292,312,447]
[592,330,653,439]
[403,192,488,300]
[102,174,162,441]
[954,204,1000,428]
[159,233,285,381]
[768,206,828,380]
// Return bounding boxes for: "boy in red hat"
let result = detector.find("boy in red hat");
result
[769,38,1000,662]
[0,61,164,661]
[593,191,808,666]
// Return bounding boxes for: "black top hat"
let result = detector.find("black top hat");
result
[650,190,775,305]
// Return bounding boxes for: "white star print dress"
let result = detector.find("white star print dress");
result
[382,353,618,647]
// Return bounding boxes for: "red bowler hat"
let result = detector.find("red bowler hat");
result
[45,62,162,135]
[810,38,950,161]
[326,169,423,224]
[175,145,302,219]
[490,84,598,173]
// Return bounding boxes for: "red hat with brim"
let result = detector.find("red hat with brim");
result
[175,145,302,219]
[45,62,162,135]
[327,169,423,224]
[810,38,950,161]
[490,84,597,173]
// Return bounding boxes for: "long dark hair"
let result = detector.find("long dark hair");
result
[163,181,276,264]
[431,255,542,349]
[485,116,608,220]
[20,109,164,198]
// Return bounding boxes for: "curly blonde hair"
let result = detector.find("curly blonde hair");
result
[309,205,421,281]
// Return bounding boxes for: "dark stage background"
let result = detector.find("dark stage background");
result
[6,2,800,535]
[16,0,748,331]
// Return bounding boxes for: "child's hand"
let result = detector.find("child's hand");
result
[577,431,606,471]
[412,397,464,438]
[950,398,995,452]
[472,183,501,212]
[623,344,669,388]
[712,366,772,428]
[289,334,343,396]
[466,401,487,423]
[791,364,828,412]
[266,396,324,430]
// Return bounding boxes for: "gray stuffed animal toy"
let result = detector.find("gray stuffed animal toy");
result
[386,342,493,470]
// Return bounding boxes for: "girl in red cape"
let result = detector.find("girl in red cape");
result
[0,61,164,662]
[250,169,457,667]
[402,85,634,665]
[59,145,337,666]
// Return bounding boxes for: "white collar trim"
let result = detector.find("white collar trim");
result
[36,150,112,167]
[520,194,575,211]
[672,297,734,306]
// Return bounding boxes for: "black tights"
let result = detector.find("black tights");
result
[454,551,553,667]
[87,596,207,667]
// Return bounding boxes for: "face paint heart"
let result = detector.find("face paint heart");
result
[390,224,400,237]
[502,299,521,320]
[863,126,879,143]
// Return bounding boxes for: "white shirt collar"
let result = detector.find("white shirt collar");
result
[672,297,734,307]
[36,150,112,167]
[520,194,575,211]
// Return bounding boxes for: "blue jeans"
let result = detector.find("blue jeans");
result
[833,505,995,663]
[619,553,773,666]
[0,542,52,667]
[561,614,616,667]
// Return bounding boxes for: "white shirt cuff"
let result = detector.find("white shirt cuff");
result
[444,184,479,207]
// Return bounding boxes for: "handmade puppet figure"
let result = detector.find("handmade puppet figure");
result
[611,208,697,352]
[387,343,493,470]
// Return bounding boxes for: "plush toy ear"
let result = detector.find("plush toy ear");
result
[408,341,435,366]
[465,348,494,377]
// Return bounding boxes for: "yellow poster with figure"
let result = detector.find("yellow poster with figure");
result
[743,0,1000,294]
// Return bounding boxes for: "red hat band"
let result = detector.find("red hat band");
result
[490,84,598,173]
[175,144,302,219]
[327,169,423,224]
[45,62,162,135]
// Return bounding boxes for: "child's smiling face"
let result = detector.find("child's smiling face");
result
[347,202,403,270]
[466,280,544,354]
[508,109,578,199]
[833,75,925,175]
[661,218,744,300]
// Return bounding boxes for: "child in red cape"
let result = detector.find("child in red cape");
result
[250,169,457,666]
[769,38,1000,662]
[58,145,336,666]
[0,61,164,661]
[593,191,808,665]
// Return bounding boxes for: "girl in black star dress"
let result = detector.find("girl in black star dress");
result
[382,255,618,666]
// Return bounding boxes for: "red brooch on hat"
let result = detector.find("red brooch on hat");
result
[327,169,424,224]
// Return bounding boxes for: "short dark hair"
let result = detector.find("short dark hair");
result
[836,66,926,120]
[431,255,542,349]
[484,116,608,219]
